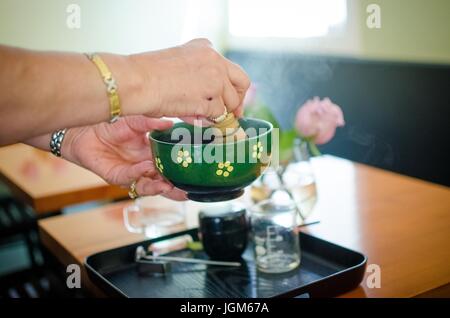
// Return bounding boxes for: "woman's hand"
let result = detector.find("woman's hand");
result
[127,38,250,123]
[62,116,187,201]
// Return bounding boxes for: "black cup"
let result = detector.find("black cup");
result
[198,203,248,261]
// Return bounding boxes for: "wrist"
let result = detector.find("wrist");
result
[49,129,67,157]
[99,53,150,117]
[127,52,161,116]
[60,127,83,164]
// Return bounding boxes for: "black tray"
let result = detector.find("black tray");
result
[85,229,367,298]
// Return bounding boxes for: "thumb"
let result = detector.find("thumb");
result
[179,116,213,126]
[125,116,174,133]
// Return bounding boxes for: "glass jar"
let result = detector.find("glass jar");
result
[250,199,301,273]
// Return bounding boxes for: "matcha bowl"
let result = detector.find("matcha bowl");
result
[149,118,272,202]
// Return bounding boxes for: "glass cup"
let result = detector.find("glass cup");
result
[283,138,318,219]
[250,199,301,273]
[123,196,186,238]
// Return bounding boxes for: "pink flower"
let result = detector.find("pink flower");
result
[295,97,345,145]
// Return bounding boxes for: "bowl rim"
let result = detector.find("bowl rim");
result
[148,117,273,146]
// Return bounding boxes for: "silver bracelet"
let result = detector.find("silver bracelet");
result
[50,129,67,157]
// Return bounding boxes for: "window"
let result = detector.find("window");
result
[228,0,347,39]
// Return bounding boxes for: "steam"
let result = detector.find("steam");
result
[228,51,335,129]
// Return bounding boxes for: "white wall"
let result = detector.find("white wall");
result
[226,0,363,58]
[357,0,450,64]
[1,0,449,64]
[0,0,226,54]
[226,0,450,64]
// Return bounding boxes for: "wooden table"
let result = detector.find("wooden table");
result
[38,156,450,297]
[0,144,127,214]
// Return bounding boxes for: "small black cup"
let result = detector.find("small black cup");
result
[198,203,248,261]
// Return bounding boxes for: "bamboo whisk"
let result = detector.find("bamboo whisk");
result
[211,113,247,144]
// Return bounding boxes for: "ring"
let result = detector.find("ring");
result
[128,180,139,199]
[208,106,228,123]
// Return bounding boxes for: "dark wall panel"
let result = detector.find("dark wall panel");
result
[226,50,450,186]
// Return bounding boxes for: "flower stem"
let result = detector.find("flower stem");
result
[308,141,322,157]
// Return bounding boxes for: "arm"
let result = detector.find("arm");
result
[0,45,142,144]
[0,39,250,146]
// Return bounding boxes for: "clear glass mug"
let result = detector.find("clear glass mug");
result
[282,138,318,219]
[123,196,186,238]
[250,138,318,221]
[250,199,301,273]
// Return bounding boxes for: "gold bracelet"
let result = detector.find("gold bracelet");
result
[85,53,121,123]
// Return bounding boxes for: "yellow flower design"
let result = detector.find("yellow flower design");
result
[252,141,264,160]
[216,161,234,177]
[176,149,192,168]
[155,157,164,173]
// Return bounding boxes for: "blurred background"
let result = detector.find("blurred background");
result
[0,0,450,185]
[0,0,449,297]
[2,0,448,185]
[1,0,450,62]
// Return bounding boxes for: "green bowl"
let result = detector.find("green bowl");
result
[149,118,273,202]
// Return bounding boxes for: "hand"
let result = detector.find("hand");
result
[128,38,250,123]
[62,116,187,201]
